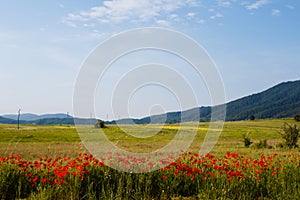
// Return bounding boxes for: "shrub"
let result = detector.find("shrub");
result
[279,123,299,148]
[242,133,253,148]
[94,120,106,128]
[294,115,300,122]
[249,115,255,120]
[276,143,284,148]
[252,139,272,149]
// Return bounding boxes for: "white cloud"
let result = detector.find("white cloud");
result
[155,19,171,26]
[210,12,224,20]
[246,0,270,10]
[186,12,196,18]
[217,0,231,7]
[62,0,199,26]
[240,1,249,6]
[286,5,294,10]
[67,13,87,21]
[186,0,201,7]
[62,20,77,28]
[169,14,178,19]
[197,19,205,24]
[272,9,280,16]
[62,13,88,27]
[83,23,95,27]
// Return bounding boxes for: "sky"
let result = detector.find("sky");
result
[0,0,299,120]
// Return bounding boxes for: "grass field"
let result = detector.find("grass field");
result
[1,118,299,159]
[0,119,299,199]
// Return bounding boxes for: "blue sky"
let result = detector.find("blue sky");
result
[0,0,299,119]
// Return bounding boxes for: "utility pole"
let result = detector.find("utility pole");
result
[17,108,21,130]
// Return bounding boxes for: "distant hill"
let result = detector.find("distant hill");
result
[0,116,97,125]
[1,80,300,125]
[31,117,98,125]
[225,80,300,120]
[108,80,300,124]
[0,116,20,124]
[2,113,71,121]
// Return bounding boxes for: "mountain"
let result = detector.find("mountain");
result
[2,113,72,121]
[0,116,20,124]
[31,117,98,125]
[108,80,300,124]
[1,80,300,125]
[0,116,98,125]
[225,80,300,120]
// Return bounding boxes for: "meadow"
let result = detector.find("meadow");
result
[0,119,299,199]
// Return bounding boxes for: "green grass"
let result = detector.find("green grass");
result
[0,119,299,199]
[0,118,299,159]
[0,124,79,143]
[0,124,83,159]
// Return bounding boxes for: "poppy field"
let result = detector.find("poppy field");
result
[0,119,299,199]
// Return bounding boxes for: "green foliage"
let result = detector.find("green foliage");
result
[225,80,300,121]
[249,115,255,120]
[0,163,31,199]
[279,123,300,148]
[94,120,106,128]
[252,139,272,149]
[276,143,285,148]
[1,153,300,199]
[242,132,253,147]
[0,119,300,199]
[295,114,300,122]
[0,119,298,159]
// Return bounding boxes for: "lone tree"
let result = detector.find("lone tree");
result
[279,123,299,148]
[95,120,106,128]
[249,115,255,120]
[294,115,300,122]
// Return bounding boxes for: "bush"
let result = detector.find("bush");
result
[276,143,284,148]
[249,115,255,120]
[252,139,272,149]
[94,120,106,128]
[294,115,300,122]
[242,133,253,148]
[279,123,299,148]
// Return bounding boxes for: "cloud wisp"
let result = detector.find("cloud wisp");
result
[210,12,223,20]
[61,0,289,29]
[246,0,270,10]
[271,9,280,16]
[62,0,200,27]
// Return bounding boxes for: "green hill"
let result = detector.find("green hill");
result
[1,80,300,125]
[225,80,300,120]
[108,80,300,124]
